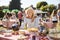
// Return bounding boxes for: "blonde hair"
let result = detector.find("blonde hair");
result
[25,7,34,15]
[25,7,35,22]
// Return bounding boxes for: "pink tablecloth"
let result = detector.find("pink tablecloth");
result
[0,37,10,40]
[0,31,52,40]
[0,34,29,40]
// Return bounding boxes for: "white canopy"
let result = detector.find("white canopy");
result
[35,9,47,14]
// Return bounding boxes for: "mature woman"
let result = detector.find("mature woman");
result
[23,7,40,29]
[22,8,42,40]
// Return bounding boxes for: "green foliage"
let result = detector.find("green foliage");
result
[40,5,48,11]
[36,1,48,9]
[2,9,10,13]
[40,4,56,13]
[36,2,41,9]
[12,9,19,14]
[36,1,57,13]
[0,7,2,10]
[0,6,8,18]
[9,0,22,11]
[2,6,9,9]
[48,4,57,13]
[0,10,4,18]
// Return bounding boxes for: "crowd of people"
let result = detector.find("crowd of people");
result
[0,7,60,40]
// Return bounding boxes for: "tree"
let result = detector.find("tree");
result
[48,4,57,13]
[36,1,48,9]
[0,6,5,18]
[0,6,10,18]
[2,6,9,9]
[9,0,22,11]
[0,7,2,10]
[0,10,4,18]
[40,4,56,13]
[40,5,48,11]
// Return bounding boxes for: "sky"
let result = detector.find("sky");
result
[0,0,60,9]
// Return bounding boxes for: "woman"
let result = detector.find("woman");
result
[23,7,40,29]
[51,10,58,28]
[49,10,58,34]
[24,7,43,40]
[17,11,23,26]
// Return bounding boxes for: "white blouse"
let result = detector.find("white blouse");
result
[52,16,58,21]
[23,16,41,28]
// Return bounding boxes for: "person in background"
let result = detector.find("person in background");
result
[47,11,51,18]
[51,10,58,28]
[22,10,26,21]
[49,10,58,34]
[45,11,51,22]
[17,11,23,26]
[57,9,60,22]
[36,13,44,32]
[11,12,17,19]
[24,7,40,28]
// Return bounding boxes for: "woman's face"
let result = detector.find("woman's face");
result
[26,10,34,18]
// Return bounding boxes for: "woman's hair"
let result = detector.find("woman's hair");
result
[25,7,34,17]
[25,7,35,22]
[25,8,34,17]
